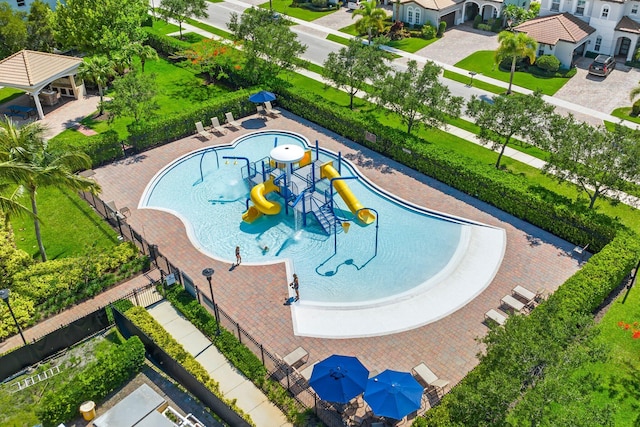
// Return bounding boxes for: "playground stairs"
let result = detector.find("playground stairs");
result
[314,203,335,235]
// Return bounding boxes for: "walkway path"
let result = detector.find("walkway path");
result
[148,300,291,427]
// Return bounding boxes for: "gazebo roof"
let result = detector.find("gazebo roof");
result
[0,50,82,92]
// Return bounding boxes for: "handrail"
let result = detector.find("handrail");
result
[197,148,220,184]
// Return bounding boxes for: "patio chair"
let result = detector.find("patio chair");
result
[256,104,269,120]
[501,294,526,313]
[512,285,543,308]
[282,346,308,369]
[484,309,507,326]
[572,243,589,261]
[225,112,241,129]
[264,101,281,118]
[210,117,227,135]
[411,363,450,398]
[195,121,211,140]
[299,360,318,381]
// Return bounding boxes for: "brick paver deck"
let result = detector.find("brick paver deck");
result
[87,112,580,388]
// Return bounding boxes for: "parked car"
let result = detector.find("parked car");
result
[588,55,616,77]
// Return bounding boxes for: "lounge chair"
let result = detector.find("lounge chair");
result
[282,346,308,369]
[484,309,507,326]
[572,243,589,261]
[256,104,269,120]
[195,121,211,139]
[210,117,227,135]
[224,112,241,129]
[264,101,281,118]
[501,294,525,313]
[299,360,318,381]
[411,363,450,397]
[512,285,543,308]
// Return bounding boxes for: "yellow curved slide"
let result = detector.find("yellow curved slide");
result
[242,177,281,223]
[321,163,375,225]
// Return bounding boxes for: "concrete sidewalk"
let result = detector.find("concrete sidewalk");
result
[147,301,291,427]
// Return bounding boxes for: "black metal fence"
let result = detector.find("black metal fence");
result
[79,192,345,427]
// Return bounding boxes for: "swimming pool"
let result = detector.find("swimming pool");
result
[141,130,506,337]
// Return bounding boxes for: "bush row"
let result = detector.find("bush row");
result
[420,229,640,425]
[163,285,305,422]
[276,88,618,251]
[123,306,255,426]
[50,129,123,167]
[36,336,145,427]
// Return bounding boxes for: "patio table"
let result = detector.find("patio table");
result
[6,105,36,119]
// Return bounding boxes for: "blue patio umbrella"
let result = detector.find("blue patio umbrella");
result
[363,369,423,420]
[249,90,276,103]
[309,355,369,404]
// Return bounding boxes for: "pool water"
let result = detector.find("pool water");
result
[141,131,468,304]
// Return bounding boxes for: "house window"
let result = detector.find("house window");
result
[601,5,609,18]
[408,9,413,23]
[415,10,421,24]
[538,44,545,57]
[575,0,585,15]
[551,0,560,12]
[594,36,602,51]
[632,3,638,14]
[16,0,25,5]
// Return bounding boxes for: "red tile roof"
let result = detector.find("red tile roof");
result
[514,12,595,45]
[615,16,640,34]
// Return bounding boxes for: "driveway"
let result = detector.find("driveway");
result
[414,24,499,66]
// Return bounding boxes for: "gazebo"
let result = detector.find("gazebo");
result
[0,50,84,120]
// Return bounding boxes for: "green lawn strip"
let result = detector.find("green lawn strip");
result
[185,17,234,39]
[258,0,337,21]
[145,19,180,36]
[0,87,25,106]
[327,33,352,46]
[442,69,504,95]
[301,61,324,75]
[206,0,223,3]
[284,71,640,232]
[11,187,119,259]
[610,106,640,124]
[387,36,436,53]
[455,50,571,96]
[338,22,359,36]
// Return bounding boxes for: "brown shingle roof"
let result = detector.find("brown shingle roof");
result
[399,0,467,12]
[615,16,640,34]
[0,50,82,88]
[514,12,595,45]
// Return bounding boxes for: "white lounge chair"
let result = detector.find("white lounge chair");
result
[501,294,525,313]
[210,117,227,134]
[411,363,450,397]
[264,101,281,117]
[299,360,318,381]
[256,104,269,120]
[195,121,211,139]
[484,309,507,326]
[225,112,241,129]
[572,243,589,261]
[283,346,308,368]
[512,285,543,308]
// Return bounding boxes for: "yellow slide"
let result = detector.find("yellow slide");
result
[242,177,281,223]
[321,163,376,225]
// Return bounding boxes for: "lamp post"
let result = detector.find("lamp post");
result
[0,289,26,345]
[201,268,220,335]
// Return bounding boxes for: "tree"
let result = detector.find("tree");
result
[629,81,640,103]
[78,56,115,116]
[130,43,159,73]
[352,0,387,43]
[502,4,537,29]
[543,115,640,209]
[159,0,208,39]
[375,60,463,135]
[0,163,36,231]
[105,72,160,125]
[494,30,537,94]
[26,0,55,52]
[466,91,553,169]
[53,0,148,56]
[180,39,241,82]
[323,38,389,109]
[0,3,27,58]
[0,118,99,262]
[228,8,307,86]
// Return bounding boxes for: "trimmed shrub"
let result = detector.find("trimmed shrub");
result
[473,15,482,29]
[438,21,446,37]
[477,23,492,31]
[535,54,561,72]
[489,17,502,32]
[421,24,437,40]
[50,130,123,167]
[632,99,640,116]
[36,336,145,427]
[143,29,192,57]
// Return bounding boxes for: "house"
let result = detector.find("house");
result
[392,0,528,29]
[536,0,640,62]
[514,12,596,68]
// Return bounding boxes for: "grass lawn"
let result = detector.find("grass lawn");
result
[327,33,352,46]
[338,22,359,36]
[258,0,337,21]
[11,187,119,260]
[387,36,437,53]
[185,17,234,39]
[455,51,572,96]
[442,70,504,95]
[611,106,640,124]
[145,18,180,36]
[0,87,25,106]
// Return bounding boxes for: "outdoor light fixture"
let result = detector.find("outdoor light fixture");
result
[0,289,27,345]
[201,268,220,335]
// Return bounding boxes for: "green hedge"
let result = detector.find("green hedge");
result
[50,130,123,167]
[163,286,305,422]
[143,28,193,57]
[124,306,255,426]
[36,336,145,427]
[276,88,617,252]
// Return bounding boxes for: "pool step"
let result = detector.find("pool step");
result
[314,204,335,235]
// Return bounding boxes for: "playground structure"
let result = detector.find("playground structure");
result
[236,142,376,235]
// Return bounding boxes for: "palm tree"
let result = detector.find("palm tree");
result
[494,31,537,94]
[0,163,35,232]
[78,55,115,115]
[352,0,387,43]
[131,43,159,73]
[0,118,100,261]
[629,82,640,103]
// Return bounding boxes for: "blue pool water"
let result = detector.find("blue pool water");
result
[141,131,464,303]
